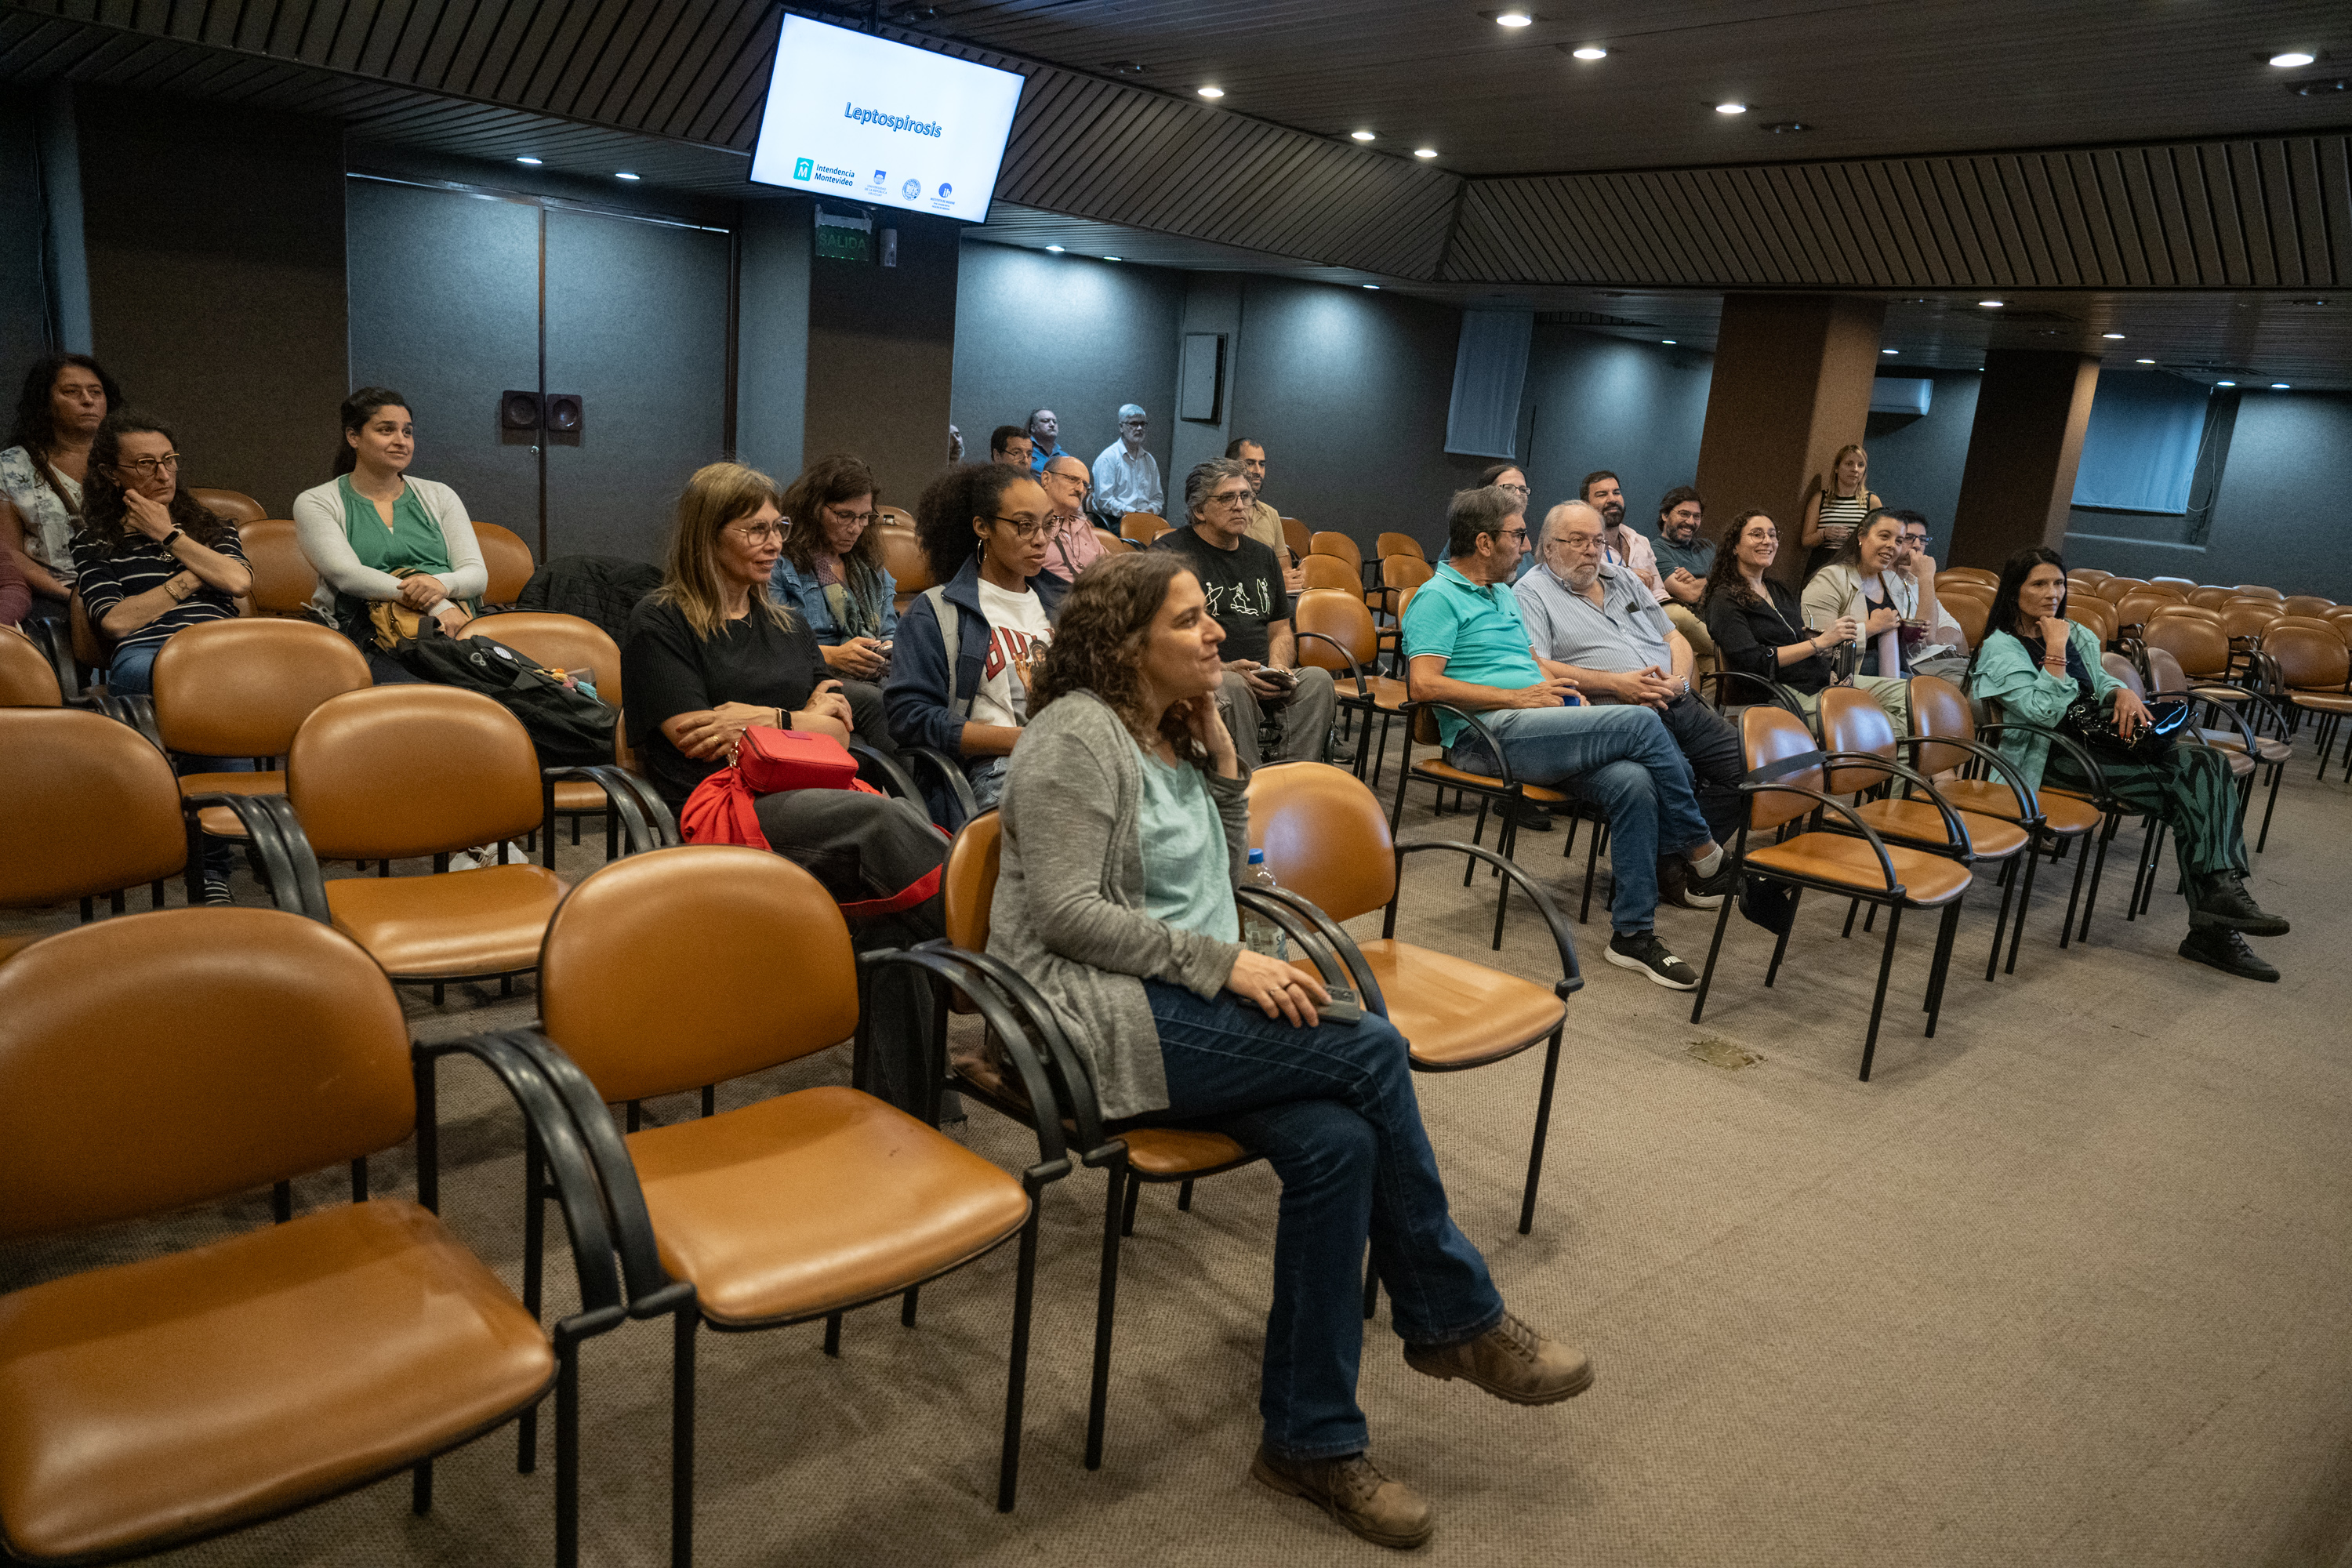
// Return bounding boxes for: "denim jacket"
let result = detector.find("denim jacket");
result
[771,556,898,646]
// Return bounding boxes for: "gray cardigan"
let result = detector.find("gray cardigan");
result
[988,690,1249,1120]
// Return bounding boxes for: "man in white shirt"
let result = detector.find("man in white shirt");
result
[1582,470,1665,604]
[1092,405,1164,521]
[1229,435,1304,594]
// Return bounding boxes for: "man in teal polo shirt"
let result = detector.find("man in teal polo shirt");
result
[1400,485,1740,989]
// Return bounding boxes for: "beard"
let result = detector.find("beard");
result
[1601,501,1624,527]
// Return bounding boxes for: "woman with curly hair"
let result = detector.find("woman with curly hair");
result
[881,462,1066,823]
[770,454,897,680]
[987,550,1591,1551]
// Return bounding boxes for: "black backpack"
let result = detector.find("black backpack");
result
[389,628,618,769]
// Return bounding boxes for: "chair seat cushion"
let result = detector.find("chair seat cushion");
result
[952,1054,1254,1179]
[1851,798,2028,858]
[630,1086,1032,1327]
[1410,760,1568,804]
[323,862,567,978]
[2288,689,2352,713]
[1357,939,1566,1069]
[1936,778,2103,833]
[2200,728,2290,762]
[0,932,38,967]
[1745,833,1973,906]
[549,779,608,813]
[0,1200,553,1563]
[180,771,283,840]
[1335,675,1410,713]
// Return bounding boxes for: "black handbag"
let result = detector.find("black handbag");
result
[2057,695,2188,764]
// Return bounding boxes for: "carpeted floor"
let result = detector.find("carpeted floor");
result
[5,742,2349,1567]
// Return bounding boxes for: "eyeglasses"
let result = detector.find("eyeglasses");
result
[1555,533,1604,552]
[822,507,878,528]
[725,521,791,543]
[1490,527,1528,543]
[988,515,1051,539]
[1497,482,1530,497]
[118,452,181,477]
[1045,472,1093,492]
[1208,491,1254,507]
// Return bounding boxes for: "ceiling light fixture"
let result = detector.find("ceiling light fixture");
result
[1882,348,1899,354]
[1762,121,1812,133]
[2136,357,2155,364]
[2102,332,2125,339]
[1045,245,1065,252]
[1978,299,2005,307]
[1661,339,1676,345]
[2270,51,2317,67]
[2272,382,2291,388]
[1715,102,1748,114]
[1103,256,1122,262]
[2216,379,2237,387]
[615,171,640,180]
[1197,85,1224,98]
[1414,147,1439,158]
[1351,129,1376,141]
[1572,45,1607,60]
[516,156,543,165]
[1496,12,1534,27]
[1364,284,1380,290]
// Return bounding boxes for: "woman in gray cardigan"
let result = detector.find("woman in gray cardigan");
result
[990,551,1588,1550]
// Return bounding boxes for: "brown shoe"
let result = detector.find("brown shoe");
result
[1250,1446,1435,1549]
[1403,1312,1594,1405]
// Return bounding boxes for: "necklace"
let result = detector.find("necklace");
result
[1751,575,1809,645]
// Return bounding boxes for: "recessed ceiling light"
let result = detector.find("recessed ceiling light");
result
[1661,339,1676,345]
[1571,45,1607,60]
[1882,348,1899,354]
[1364,284,1380,290]
[1351,130,1376,141]
[2270,51,2317,67]
[1979,299,2005,307]
[1045,245,1065,252]
[1762,121,1812,133]
[1715,102,1748,114]
[2217,379,2237,387]
[1197,85,1224,98]
[2136,358,2155,364]
[1103,256,1121,262]
[615,171,640,180]
[2271,382,2290,388]
[516,156,543,165]
[1414,147,1439,158]
[2102,332,2125,339]
[1496,12,1534,27]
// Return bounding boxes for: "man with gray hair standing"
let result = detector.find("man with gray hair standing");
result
[1091,404,1164,522]
[1154,458,1338,768]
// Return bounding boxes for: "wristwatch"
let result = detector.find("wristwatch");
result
[161,527,185,548]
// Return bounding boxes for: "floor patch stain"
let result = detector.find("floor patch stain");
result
[1687,1037,1765,1069]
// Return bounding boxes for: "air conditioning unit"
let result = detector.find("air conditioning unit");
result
[1870,377,1933,416]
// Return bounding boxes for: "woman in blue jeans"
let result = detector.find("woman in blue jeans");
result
[989,550,1590,1550]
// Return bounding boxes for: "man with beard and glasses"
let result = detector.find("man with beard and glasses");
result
[1581,470,1664,604]
[1649,485,1719,676]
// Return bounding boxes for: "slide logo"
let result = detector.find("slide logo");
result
[793,157,814,180]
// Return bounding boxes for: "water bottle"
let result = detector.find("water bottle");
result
[1242,848,1288,959]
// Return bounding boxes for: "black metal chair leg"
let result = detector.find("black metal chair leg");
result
[1577,817,1604,925]
[701,1084,717,1118]
[1856,902,1905,1082]
[996,1208,1042,1513]
[1518,1025,1564,1236]
[412,1457,431,1515]
[1842,897,1861,938]
[823,1312,843,1356]
[2255,760,2281,853]
[2005,837,2042,975]
[672,1309,697,1568]
[1689,880,1740,1024]
[350,1156,369,1201]
[2057,826,2096,949]
[1762,891,1802,988]
[272,1180,292,1222]
[1176,1178,1194,1211]
[1925,902,1959,1036]
[1086,1166,1126,1470]
[554,1344,580,1568]
[2075,816,2117,943]
[1984,855,2020,982]
[1120,1171,1143,1237]
[901,1287,920,1327]
[520,1135,546,1472]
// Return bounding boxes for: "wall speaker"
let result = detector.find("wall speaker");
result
[546,394,583,434]
[500,390,541,430]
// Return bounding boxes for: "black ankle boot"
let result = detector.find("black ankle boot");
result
[2180,925,2279,982]
[2188,870,2289,936]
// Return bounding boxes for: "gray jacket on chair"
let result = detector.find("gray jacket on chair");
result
[987,689,1249,1121]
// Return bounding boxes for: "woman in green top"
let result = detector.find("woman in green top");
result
[292,386,488,684]
[1968,546,2287,981]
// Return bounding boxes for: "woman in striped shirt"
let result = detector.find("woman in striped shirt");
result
[1800,442,1880,580]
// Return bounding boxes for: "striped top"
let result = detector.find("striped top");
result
[1816,492,1870,536]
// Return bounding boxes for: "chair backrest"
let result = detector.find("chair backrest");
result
[69,590,104,670]
[2185,586,2238,608]
[188,487,267,524]
[0,627,62,706]
[2322,605,2352,642]
[2116,590,2181,626]
[1740,706,1824,832]
[2143,645,2188,694]
[539,845,859,1102]
[475,611,625,710]
[1309,532,1363,575]
[942,809,1003,954]
[2231,583,2284,599]
[1394,583,1422,644]
[1243,761,1398,922]
[1291,588,1381,670]
[2064,597,2118,643]
[2092,576,2145,603]
[287,685,545,859]
[2262,624,2350,689]
[0,707,187,907]
[878,526,933,605]
[1375,532,1425,563]
[234,518,320,615]
[1092,528,1135,557]
[1301,555,1361,596]
[0,908,413,1242]
[2140,614,2232,677]
[474,521,536,606]
[1905,675,1976,775]
[1120,512,1170,546]
[1280,517,1310,559]
[149,618,373,759]
[2268,615,2339,640]
[2143,579,2192,597]
[2148,603,2220,625]
[2101,652,2147,697]
[1943,593,1990,648]
[1816,687,1898,796]
[2219,604,2282,642]
[1381,554,1434,597]
[1939,566,1999,590]
[2281,595,2336,619]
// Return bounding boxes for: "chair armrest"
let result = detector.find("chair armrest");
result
[1392,840,1584,998]
[1293,630,1374,701]
[542,764,678,855]
[902,746,981,830]
[24,616,86,702]
[413,1031,630,1343]
[2172,680,2292,738]
[844,741,921,805]
[1235,886,1383,1017]
[1889,734,2040,822]
[1702,667,1807,720]
[912,938,1116,1163]
[1816,750,1970,853]
[182,791,331,919]
[1975,721,2114,802]
[93,692,166,751]
[1738,780,1904,893]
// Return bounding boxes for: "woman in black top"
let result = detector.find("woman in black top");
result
[622,461,944,1110]
[1698,510,1857,705]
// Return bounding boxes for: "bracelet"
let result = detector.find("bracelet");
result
[162,526,185,548]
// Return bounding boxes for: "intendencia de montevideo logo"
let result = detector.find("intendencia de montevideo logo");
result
[844,100,944,137]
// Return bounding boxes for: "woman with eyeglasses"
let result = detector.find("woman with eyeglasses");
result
[770,454,895,681]
[2,354,123,624]
[884,463,1068,825]
[292,387,487,684]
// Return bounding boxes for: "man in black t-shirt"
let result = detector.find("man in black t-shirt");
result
[1152,458,1338,769]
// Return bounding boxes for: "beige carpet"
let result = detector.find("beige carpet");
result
[5,746,2349,1566]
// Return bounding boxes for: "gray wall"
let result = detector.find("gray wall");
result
[805,210,961,512]
[951,243,1182,488]
[1517,327,1712,543]
[736,198,810,483]
[1862,370,1982,546]
[0,100,49,387]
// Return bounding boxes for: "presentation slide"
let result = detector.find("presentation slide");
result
[748,16,1025,223]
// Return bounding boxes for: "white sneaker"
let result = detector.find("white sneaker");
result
[447,840,528,872]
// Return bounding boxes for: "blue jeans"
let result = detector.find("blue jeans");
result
[108,640,257,878]
[1450,703,1713,936]
[1147,980,1504,1461]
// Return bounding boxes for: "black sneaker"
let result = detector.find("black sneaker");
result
[199,873,234,906]
[2187,871,2288,936]
[2179,926,2278,982]
[1606,931,1700,990]
[1503,796,1554,832]
[1686,855,1742,901]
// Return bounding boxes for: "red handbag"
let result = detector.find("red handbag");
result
[734,726,877,794]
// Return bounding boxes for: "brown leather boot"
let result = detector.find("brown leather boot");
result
[1403,1311,1595,1404]
[1250,1446,1435,1548]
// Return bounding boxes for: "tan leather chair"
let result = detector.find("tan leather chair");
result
[2142,613,2249,699]
[285,685,567,998]
[2220,601,2283,648]
[1942,591,1991,649]
[151,618,373,844]
[2139,580,2189,601]
[1375,531,1425,563]
[1119,511,1170,546]
[2114,590,2178,630]
[1819,686,2033,983]
[1280,517,1310,559]
[2064,595,2118,646]
[877,504,916,531]
[470,611,630,857]
[1692,704,1973,1081]
[474,521,536,606]
[940,811,1257,1472]
[1390,701,1583,944]
[2092,576,2147,604]
[1249,761,1578,1229]
[536,844,1058,1540]
[0,707,187,960]
[235,517,321,617]
[2144,644,2290,851]
[1293,589,1410,784]
[2281,594,2336,619]
[188,486,266,524]
[1091,527,1135,556]
[1300,553,1363,597]
[2232,583,2284,600]
[1939,566,1999,590]
[2259,624,2352,779]
[2186,586,2239,608]
[877,525,932,615]
[0,627,61,706]
[1310,530,1366,590]
[1377,551,1433,620]
[2322,605,2352,646]
[0,906,632,1566]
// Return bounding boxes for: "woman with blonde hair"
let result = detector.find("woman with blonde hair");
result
[1799,442,1880,579]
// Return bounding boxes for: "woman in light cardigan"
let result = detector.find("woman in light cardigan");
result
[989,550,1587,1550]
[292,386,486,684]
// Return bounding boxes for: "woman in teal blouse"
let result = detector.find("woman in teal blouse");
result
[1969,547,2286,981]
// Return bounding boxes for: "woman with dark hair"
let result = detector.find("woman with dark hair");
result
[1699,510,1876,714]
[291,387,487,683]
[1794,506,1924,722]
[1968,546,2286,981]
[989,550,1587,1548]
[1477,463,1534,580]
[1,354,124,619]
[771,454,896,679]
[883,463,1066,821]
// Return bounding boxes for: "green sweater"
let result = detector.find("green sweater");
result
[1967,620,2121,790]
